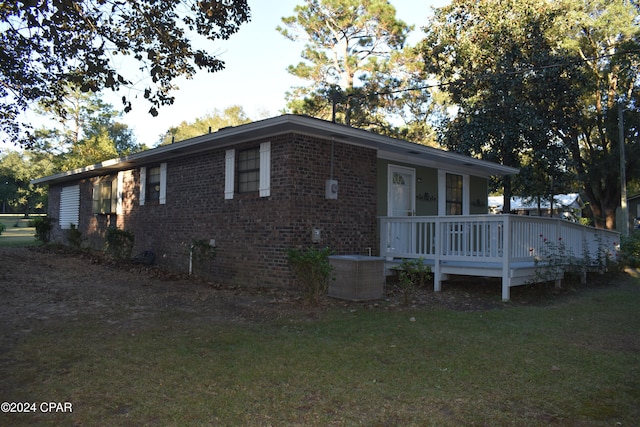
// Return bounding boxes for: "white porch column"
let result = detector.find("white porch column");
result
[437,170,446,216]
[501,215,511,301]
[463,175,470,215]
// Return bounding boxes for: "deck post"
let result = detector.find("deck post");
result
[501,215,511,301]
[555,277,563,289]
[433,217,442,292]
[433,265,442,292]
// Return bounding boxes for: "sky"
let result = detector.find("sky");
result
[11,0,450,150]
[111,0,452,146]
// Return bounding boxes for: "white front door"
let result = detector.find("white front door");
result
[388,165,416,216]
[386,165,416,257]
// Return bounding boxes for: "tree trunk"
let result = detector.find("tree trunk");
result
[583,188,605,229]
[605,207,616,230]
[345,97,351,127]
[537,195,541,216]
[503,175,512,214]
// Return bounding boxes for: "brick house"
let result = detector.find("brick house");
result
[32,114,518,288]
[626,193,640,231]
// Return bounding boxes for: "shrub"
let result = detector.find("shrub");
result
[66,224,83,249]
[535,236,570,283]
[532,234,619,287]
[0,223,5,235]
[287,247,333,306]
[189,239,217,276]
[190,239,216,261]
[621,230,640,268]
[105,227,135,261]
[395,257,433,305]
[32,216,53,243]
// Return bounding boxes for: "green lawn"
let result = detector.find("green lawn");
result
[0,214,40,247]
[1,276,638,426]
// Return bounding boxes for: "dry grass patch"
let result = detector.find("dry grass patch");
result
[1,276,639,426]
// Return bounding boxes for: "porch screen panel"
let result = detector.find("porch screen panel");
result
[59,185,80,230]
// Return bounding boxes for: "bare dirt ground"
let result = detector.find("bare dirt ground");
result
[0,246,301,351]
[0,246,580,354]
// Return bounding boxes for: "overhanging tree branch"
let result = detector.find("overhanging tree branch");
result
[0,0,250,149]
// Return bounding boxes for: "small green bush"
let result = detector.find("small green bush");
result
[0,223,5,235]
[533,235,576,284]
[287,247,333,306]
[189,239,217,276]
[105,227,135,260]
[190,239,216,262]
[395,257,433,305]
[620,230,640,268]
[32,216,53,243]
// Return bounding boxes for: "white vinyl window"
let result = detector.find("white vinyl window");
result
[59,185,80,229]
[140,163,167,205]
[438,171,470,215]
[446,173,463,215]
[225,141,271,199]
[238,148,260,193]
[92,178,122,214]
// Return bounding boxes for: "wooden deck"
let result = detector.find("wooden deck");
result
[379,214,620,300]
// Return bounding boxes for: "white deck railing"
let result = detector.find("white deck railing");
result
[379,214,620,299]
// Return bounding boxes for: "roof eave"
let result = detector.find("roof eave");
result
[31,114,519,185]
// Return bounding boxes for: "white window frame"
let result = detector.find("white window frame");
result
[438,171,470,215]
[225,142,271,199]
[140,163,167,206]
[92,179,117,214]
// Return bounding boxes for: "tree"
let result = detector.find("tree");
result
[63,127,119,170]
[552,0,640,229]
[34,86,145,170]
[277,0,436,140]
[159,105,252,145]
[419,0,571,211]
[0,0,250,148]
[419,0,639,227]
[0,150,54,213]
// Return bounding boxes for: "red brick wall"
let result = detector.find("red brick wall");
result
[46,185,62,242]
[47,133,378,288]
